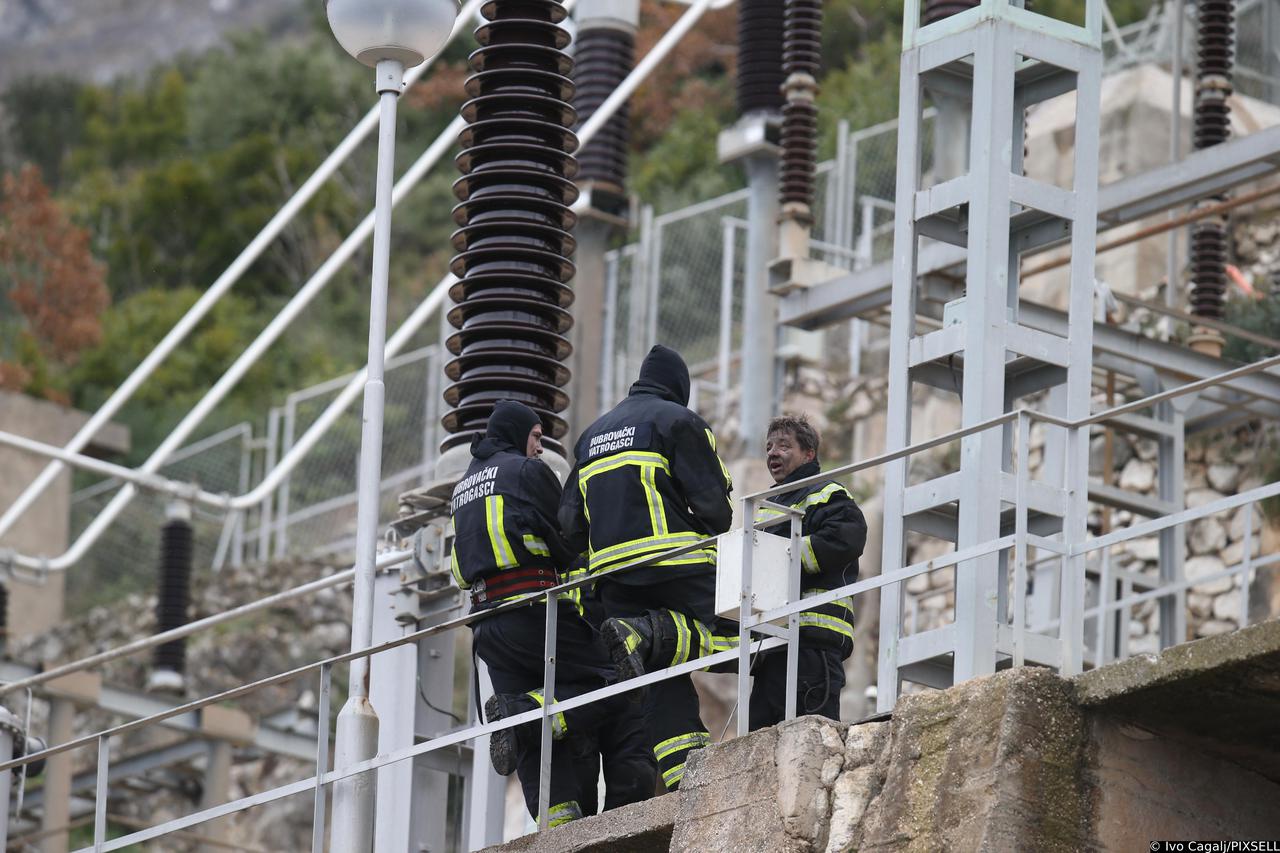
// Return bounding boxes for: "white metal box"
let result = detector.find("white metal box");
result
[714,527,793,623]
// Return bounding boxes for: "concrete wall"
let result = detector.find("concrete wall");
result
[0,391,128,639]
[485,620,1280,852]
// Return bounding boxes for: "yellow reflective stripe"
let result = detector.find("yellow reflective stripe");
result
[522,534,550,557]
[527,690,567,738]
[580,450,670,482]
[662,764,685,787]
[547,801,582,827]
[589,546,718,574]
[653,731,710,762]
[754,505,787,525]
[710,632,737,653]
[801,482,851,510]
[450,548,467,589]
[694,619,713,657]
[802,590,854,615]
[705,428,733,490]
[590,530,704,564]
[671,611,691,665]
[799,612,854,640]
[801,535,820,574]
[486,495,516,568]
[642,464,665,536]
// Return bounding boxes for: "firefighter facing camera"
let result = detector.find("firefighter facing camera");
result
[750,414,867,729]
[450,400,654,827]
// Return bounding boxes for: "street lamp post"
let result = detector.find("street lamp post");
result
[325,2,457,850]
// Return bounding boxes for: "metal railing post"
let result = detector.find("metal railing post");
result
[737,498,756,737]
[718,219,736,426]
[277,400,297,560]
[259,407,281,563]
[537,592,559,829]
[93,735,110,852]
[1240,502,1255,626]
[1013,412,1030,668]
[312,663,332,853]
[784,509,802,722]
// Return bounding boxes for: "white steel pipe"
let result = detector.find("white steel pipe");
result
[9,112,467,573]
[5,0,704,572]
[0,0,485,544]
[0,430,228,509]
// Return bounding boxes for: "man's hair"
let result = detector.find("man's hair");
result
[766,414,819,455]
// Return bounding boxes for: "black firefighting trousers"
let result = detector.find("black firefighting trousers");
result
[471,600,655,821]
[597,569,739,791]
[747,646,845,731]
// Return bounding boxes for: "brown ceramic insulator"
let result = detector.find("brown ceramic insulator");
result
[782,0,822,79]
[1189,220,1229,318]
[780,100,818,210]
[737,0,786,115]
[445,0,578,455]
[1189,0,1234,321]
[780,0,822,212]
[572,25,634,203]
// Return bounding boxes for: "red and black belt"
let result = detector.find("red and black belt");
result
[471,566,558,607]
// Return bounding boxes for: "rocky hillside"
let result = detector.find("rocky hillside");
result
[0,0,306,88]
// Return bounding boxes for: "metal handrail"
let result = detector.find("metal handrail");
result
[6,405,1277,846]
[7,334,1280,686]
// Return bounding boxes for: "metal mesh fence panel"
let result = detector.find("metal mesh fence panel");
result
[66,425,250,618]
[652,193,750,367]
[268,346,440,561]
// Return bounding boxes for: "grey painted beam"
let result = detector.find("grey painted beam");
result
[782,125,1280,330]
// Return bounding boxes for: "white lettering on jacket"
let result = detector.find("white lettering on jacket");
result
[587,426,636,458]
[451,466,499,513]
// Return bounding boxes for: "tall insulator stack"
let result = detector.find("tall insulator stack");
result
[572,15,635,217]
[1189,0,1235,338]
[779,0,821,228]
[737,0,786,117]
[150,504,193,692]
[443,0,579,457]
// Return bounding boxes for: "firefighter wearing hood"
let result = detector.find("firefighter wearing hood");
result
[451,400,655,827]
[560,345,736,792]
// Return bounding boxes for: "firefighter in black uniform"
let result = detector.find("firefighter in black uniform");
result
[450,401,654,827]
[559,345,737,792]
[749,414,866,729]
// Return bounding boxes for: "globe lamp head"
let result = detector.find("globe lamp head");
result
[327,0,458,67]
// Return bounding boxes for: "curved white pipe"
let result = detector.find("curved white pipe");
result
[0,0,486,543]
[9,0,714,572]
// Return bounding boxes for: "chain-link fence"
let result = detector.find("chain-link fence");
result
[63,347,443,616]
[66,424,251,616]
[1102,0,1280,106]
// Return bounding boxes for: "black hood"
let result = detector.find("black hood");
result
[471,400,540,460]
[628,345,690,406]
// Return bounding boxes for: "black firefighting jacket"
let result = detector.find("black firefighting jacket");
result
[450,403,573,606]
[756,460,867,655]
[560,345,733,584]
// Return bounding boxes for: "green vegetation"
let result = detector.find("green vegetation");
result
[0,0,1155,468]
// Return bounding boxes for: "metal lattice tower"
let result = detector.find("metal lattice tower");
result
[877,0,1103,709]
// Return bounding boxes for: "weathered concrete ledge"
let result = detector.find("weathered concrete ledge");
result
[485,788,679,852]
[487,620,1280,851]
[1075,618,1280,784]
